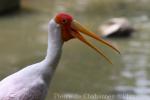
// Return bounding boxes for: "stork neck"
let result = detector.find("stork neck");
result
[44,19,63,69]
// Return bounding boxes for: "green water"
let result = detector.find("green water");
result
[0,0,150,100]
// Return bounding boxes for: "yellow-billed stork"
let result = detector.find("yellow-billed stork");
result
[0,12,120,100]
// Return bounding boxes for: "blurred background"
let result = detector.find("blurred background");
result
[0,0,150,100]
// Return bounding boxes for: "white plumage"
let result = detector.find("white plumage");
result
[0,19,62,100]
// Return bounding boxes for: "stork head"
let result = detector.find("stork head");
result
[54,12,120,64]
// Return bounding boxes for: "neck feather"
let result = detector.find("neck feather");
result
[44,19,63,68]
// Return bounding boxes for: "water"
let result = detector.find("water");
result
[0,0,150,100]
[115,15,150,100]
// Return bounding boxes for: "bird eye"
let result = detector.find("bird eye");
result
[62,19,67,24]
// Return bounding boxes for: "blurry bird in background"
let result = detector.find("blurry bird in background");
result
[0,12,120,100]
[99,18,135,38]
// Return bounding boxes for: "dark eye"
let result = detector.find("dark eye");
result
[62,19,67,24]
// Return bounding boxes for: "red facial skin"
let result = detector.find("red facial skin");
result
[54,13,120,64]
[55,13,75,41]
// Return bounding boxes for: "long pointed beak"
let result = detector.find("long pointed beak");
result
[70,20,120,64]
